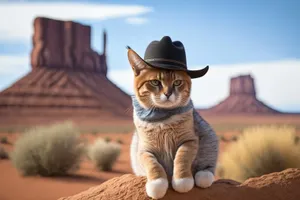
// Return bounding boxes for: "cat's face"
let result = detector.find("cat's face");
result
[128,49,191,109]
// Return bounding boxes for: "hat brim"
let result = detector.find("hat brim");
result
[143,60,209,79]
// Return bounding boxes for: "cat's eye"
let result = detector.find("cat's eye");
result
[149,79,161,86]
[173,80,182,86]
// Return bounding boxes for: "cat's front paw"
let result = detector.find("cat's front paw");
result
[195,170,214,188]
[146,178,168,199]
[172,177,194,193]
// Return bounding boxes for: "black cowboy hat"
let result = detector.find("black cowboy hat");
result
[127,36,209,79]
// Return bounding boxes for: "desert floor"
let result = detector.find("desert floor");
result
[0,133,134,200]
[1,114,300,200]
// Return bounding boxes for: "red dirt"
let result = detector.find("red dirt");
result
[0,133,133,200]
[1,115,300,200]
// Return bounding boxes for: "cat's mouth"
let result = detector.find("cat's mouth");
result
[151,94,180,109]
[160,93,176,102]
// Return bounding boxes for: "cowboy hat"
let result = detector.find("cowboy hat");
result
[127,36,209,79]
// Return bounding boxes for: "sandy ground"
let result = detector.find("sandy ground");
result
[1,131,234,200]
[0,133,134,200]
[1,114,300,200]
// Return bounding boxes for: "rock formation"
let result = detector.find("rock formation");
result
[0,17,131,126]
[58,168,300,200]
[30,17,107,75]
[230,74,256,96]
[204,74,280,114]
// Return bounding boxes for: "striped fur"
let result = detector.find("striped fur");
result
[130,108,219,181]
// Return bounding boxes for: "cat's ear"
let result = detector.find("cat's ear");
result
[127,46,149,76]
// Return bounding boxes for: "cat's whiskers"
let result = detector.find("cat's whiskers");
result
[148,102,158,112]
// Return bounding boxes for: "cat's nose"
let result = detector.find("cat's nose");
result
[164,92,172,99]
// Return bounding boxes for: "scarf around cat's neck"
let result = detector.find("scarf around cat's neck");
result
[132,95,194,122]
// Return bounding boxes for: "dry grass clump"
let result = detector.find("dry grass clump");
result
[11,121,85,176]
[88,138,121,171]
[219,135,238,143]
[0,136,8,144]
[217,125,300,182]
[104,137,111,143]
[91,130,99,135]
[116,138,123,145]
[0,146,9,159]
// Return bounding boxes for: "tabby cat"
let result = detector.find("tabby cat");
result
[128,46,219,199]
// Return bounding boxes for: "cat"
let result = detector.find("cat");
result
[128,47,219,199]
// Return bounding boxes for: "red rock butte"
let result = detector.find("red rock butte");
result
[202,74,281,115]
[0,17,132,127]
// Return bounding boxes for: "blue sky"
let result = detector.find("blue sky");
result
[99,0,300,68]
[0,0,299,111]
[1,0,299,67]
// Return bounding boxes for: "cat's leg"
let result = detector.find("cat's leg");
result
[140,151,168,199]
[193,130,219,188]
[172,140,198,193]
[193,110,219,188]
[130,132,146,176]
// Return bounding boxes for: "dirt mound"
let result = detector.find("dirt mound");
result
[59,168,300,200]
[0,17,132,127]
[203,74,280,115]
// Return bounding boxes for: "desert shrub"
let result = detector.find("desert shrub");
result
[104,137,111,143]
[88,139,121,171]
[0,136,8,144]
[219,135,224,141]
[0,146,9,159]
[78,137,89,158]
[231,136,238,142]
[116,138,123,145]
[295,136,300,145]
[91,130,99,135]
[219,135,230,142]
[217,125,300,182]
[11,122,85,176]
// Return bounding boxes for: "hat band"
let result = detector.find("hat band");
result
[145,58,186,67]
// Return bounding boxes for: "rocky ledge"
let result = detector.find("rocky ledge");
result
[59,168,300,200]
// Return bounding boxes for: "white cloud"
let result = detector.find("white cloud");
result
[0,55,30,74]
[125,17,149,25]
[107,59,300,112]
[0,2,153,41]
[0,55,30,91]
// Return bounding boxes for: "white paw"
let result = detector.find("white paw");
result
[195,170,214,188]
[172,177,194,193]
[146,178,168,199]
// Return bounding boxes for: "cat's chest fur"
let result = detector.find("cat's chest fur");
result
[133,109,198,175]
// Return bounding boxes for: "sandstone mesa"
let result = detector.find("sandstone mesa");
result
[0,17,132,127]
[200,74,281,115]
